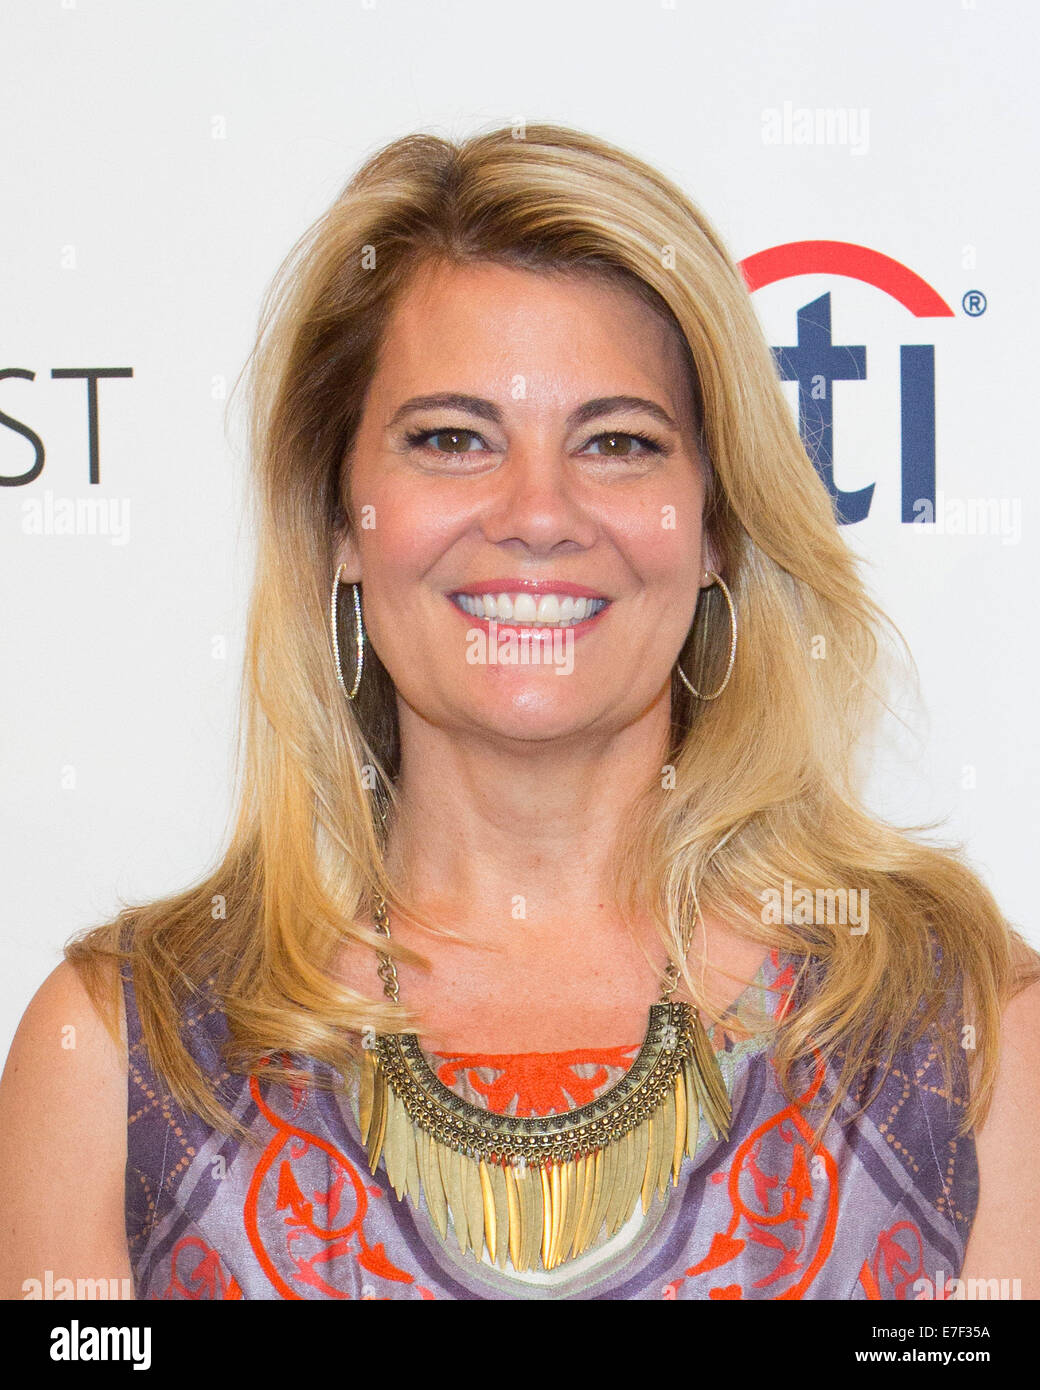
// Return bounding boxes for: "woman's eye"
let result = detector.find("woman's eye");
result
[405,428,487,454]
[583,432,663,457]
[402,427,664,459]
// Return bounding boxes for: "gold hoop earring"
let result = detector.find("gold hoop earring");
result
[331,563,364,700]
[676,570,737,701]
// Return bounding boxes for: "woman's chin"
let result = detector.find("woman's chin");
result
[455,687,609,745]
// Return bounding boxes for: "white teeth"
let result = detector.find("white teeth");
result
[452,591,607,626]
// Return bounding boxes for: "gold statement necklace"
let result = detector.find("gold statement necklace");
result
[358,898,732,1273]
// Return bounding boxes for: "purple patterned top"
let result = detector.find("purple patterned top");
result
[122,946,977,1300]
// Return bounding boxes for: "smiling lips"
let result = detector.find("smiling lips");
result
[448,580,610,629]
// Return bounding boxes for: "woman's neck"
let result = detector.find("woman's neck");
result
[386,692,672,929]
[344,694,770,1052]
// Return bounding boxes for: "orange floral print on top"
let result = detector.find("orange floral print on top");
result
[429,1044,641,1117]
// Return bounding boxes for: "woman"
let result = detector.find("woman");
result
[2,123,1038,1301]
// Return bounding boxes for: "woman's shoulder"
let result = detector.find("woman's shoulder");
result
[0,958,130,1298]
[961,974,1040,1294]
[1,955,127,1101]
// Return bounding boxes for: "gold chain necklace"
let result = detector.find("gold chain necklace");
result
[357,897,732,1272]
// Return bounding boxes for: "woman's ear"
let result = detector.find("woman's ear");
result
[332,455,365,581]
[332,516,362,585]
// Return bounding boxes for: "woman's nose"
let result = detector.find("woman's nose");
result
[478,444,599,554]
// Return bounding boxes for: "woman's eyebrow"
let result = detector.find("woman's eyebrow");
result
[386,392,679,432]
[386,393,503,428]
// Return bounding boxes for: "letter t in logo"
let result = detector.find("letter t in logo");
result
[773,293,871,523]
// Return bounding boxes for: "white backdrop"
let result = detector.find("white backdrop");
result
[2,0,1037,1061]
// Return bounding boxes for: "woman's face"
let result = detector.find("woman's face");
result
[335,258,714,746]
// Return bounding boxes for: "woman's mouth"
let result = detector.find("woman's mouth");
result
[449,591,609,628]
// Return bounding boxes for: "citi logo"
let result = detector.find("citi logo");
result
[740,240,960,526]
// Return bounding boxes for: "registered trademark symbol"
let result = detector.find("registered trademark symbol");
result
[962,289,987,316]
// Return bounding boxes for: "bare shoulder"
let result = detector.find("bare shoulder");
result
[961,977,1040,1296]
[0,958,132,1299]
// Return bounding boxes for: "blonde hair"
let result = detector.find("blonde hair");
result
[67,122,1038,1145]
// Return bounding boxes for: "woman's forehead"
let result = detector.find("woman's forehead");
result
[368,258,698,425]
